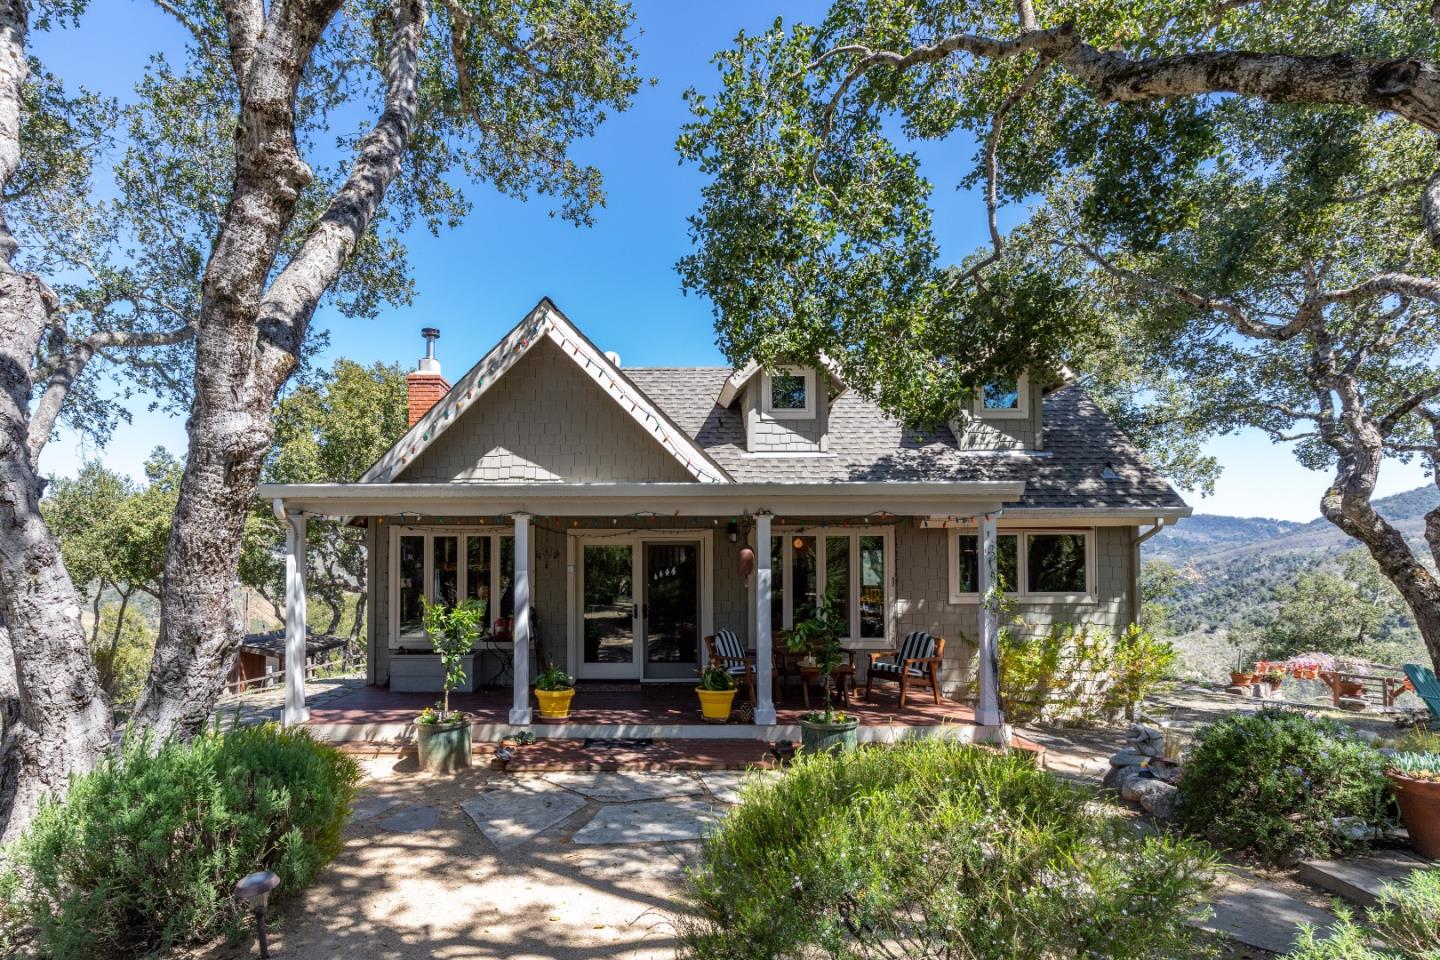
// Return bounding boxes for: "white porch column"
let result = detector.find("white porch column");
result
[510,512,533,725]
[752,512,777,725]
[975,511,1006,739]
[283,512,310,727]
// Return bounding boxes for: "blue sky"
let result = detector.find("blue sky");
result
[34,1,1431,522]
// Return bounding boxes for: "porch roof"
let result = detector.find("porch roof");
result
[259,479,1027,519]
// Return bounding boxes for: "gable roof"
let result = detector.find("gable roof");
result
[716,356,847,408]
[361,299,731,485]
[625,367,1188,513]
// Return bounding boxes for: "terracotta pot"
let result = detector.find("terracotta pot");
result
[1230,672,1255,686]
[1389,772,1440,859]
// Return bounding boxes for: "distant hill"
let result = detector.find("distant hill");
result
[1147,485,1438,567]
[1144,484,1438,636]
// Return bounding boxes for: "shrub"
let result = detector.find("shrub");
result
[1173,708,1394,863]
[1105,624,1178,717]
[3,723,359,959]
[1281,870,1440,960]
[678,739,1217,960]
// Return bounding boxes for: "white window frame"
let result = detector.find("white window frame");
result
[752,525,895,645]
[973,372,1030,420]
[761,366,816,420]
[388,524,526,649]
[947,526,1095,603]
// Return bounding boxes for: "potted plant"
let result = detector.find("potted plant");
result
[1229,653,1255,687]
[788,591,858,754]
[697,663,739,723]
[1388,753,1440,858]
[1262,667,1285,690]
[415,596,484,772]
[534,664,576,720]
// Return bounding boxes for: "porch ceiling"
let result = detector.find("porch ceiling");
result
[258,480,1026,519]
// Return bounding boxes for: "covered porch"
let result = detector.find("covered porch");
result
[259,479,1024,743]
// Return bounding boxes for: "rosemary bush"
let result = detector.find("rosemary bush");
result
[679,739,1216,960]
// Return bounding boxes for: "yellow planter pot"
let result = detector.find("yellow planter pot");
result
[534,687,575,720]
[696,687,738,723]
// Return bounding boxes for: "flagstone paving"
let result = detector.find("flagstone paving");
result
[1192,883,1335,955]
[461,777,589,850]
[539,770,704,802]
[572,798,722,845]
[1297,849,1429,908]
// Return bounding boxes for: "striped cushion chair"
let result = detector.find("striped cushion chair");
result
[864,631,945,708]
[704,630,757,704]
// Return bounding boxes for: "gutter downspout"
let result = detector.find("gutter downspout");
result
[1132,518,1168,628]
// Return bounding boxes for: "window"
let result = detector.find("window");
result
[761,367,816,419]
[953,533,1019,594]
[974,372,1029,419]
[762,527,891,642]
[390,526,519,647]
[948,527,1092,601]
[1027,533,1087,595]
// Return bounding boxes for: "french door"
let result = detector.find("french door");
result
[574,534,708,680]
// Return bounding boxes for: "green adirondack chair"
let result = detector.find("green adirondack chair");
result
[1403,664,1440,728]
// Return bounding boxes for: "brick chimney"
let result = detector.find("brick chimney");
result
[407,327,451,427]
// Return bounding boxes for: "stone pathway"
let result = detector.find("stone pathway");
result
[1194,883,1335,956]
[1297,849,1429,908]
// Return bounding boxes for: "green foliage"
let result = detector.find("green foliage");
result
[1282,870,1440,960]
[1,724,359,959]
[997,621,1117,723]
[698,663,737,691]
[534,664,574,691]
[1105,624,1179,716]
[1140,559,1184,636]
[786,589,846,720]
[93,602,155,711]
[1174,708,1394,863]
[679,739,1216,959]
[1387,753,1440,782]
[419,596,485,715]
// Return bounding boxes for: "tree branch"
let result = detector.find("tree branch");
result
[254,0,424,384]
[28,322,196,464]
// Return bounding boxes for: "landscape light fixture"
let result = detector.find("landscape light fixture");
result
[234,870,281,959]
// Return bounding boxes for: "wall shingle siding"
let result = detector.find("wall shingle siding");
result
[398,339,695,483]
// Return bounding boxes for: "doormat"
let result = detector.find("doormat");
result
[575,683,642,693]
[583,738,655,750]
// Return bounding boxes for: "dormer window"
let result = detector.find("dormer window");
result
[974,373,1029,419]
[762,367,816,419]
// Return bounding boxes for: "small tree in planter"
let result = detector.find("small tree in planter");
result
[787,591,857,753]
[416,597,484,772]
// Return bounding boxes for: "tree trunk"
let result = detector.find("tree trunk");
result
[1321,458,1440,675]
[0,272,112,840]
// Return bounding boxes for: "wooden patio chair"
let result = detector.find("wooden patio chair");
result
[864,632,945,708]
[704,630,757,704]
[1404,664,1440,728]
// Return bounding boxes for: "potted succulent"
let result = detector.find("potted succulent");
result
[415,596,485,772]
[534,664,576,720]
[1229,653,1255,687]
[788,591,858,754]
[696,662,739,723]
[1388,752,1440,858]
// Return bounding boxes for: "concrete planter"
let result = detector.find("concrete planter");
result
[696,687,738,723]
[416,717,472,773]
[800,716,859,755]
[1389,772,1440,858]
[390,653,475,694]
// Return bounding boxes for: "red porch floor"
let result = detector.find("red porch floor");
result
[305,681,980,728]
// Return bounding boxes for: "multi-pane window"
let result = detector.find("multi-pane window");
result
[391,527,517,646]
[949,528,1092,601]
[770,374,808,410]
[764,528,891,641]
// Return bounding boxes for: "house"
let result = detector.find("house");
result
[258,299,1189,741]
[225,630,349,693]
